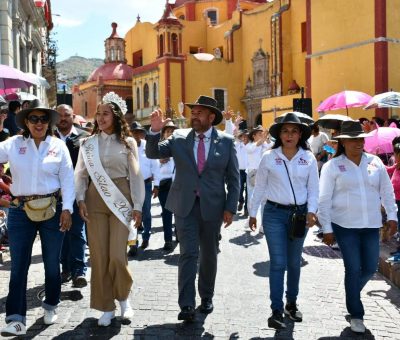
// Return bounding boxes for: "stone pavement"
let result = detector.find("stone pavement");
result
[1,200,400,339]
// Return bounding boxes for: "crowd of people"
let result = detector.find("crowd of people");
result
[0,92,399,336]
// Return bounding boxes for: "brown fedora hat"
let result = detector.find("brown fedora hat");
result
[185,95,223,125]
[16,99,59,129]
[335,120,369,139]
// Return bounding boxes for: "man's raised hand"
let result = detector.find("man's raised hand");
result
[150,108,171,133]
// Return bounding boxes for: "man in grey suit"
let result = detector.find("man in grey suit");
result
[146,95,240,322]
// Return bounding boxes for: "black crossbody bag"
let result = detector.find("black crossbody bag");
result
[283,161,307,240]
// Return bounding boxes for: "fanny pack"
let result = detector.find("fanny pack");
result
[21,191,59,222]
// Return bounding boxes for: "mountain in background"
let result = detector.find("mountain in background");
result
[56,56,103,93]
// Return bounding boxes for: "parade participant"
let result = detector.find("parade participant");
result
[0,100,74,336]
[319,121,397,334]
[246,125,273,232]
[4,101,21,136]
[235,130,249,214]
[146,95,240,322]
[249,113,318,330]
[56,104,89,288]
[75,92,145,326]
[0,103,10,142]
[153,121,178,251]
[308,123,329,170]
[127,121,159,256]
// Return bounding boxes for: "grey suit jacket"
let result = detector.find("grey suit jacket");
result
[146,127,240,221]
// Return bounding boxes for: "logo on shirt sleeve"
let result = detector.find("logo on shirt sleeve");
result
[19,147,27,154]
[47,149,58,157]
[338,164,346,172]
[275,157,283,165]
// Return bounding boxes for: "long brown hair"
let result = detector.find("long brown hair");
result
[92,102,132,150]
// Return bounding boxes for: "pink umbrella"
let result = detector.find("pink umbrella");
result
[0,65,34,90]
[364,127,400,154]
[317,90,372,115]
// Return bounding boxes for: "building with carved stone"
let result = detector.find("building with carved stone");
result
[0,0,53,105]
[72,23,134,121]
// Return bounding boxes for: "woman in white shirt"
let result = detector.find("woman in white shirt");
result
[319,121,397,334]
[153,121,177,251]
[75,92,145,327]
[249,113,318,330]
[0,100,74,336]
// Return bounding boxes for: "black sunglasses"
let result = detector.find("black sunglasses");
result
[27,115,50,124]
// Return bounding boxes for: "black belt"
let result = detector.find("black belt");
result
[144,177,152,184]
[266,200,306,210]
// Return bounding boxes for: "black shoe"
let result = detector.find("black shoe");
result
[238,202,244,211]
[127,245,137,257]
[140,240,149,249]
[178,306,195,322]
[72,275,87,288]
[61,272,71,283]
[200,298,214,314]
[268,310,286,329]
[243,209,249,217]
[137,225,144,232]
[163,241,173,251]
[284,302,302,322]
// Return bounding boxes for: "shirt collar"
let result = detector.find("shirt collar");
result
[57,125,79,139]
[100,131,116,140]
[275,146,305,161]
[195,127,213,139]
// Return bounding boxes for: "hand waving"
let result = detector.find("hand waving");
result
[150,109,171,133]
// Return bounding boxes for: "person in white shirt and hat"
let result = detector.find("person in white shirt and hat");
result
[249,112,318,330]
[0,99,75,336]
[318,120,397,334]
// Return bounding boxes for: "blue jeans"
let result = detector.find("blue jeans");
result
[263,202,308,312]
[332,223,380,319]
[141,181,152,241]
[5,202,64,325]
[60,201,87,277]
[158,188,173,242]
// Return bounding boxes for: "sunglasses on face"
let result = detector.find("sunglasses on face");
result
[27,115,50,124]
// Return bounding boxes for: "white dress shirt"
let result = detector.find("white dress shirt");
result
[250,147,319,217]
[235,141,248,170]
[57,125,79,142]
[246,141,273,170]
[194,127,212,163]
[74,132,145,211]
[0,135,75,213]
[137,138,159,181]
[318,153,397,233]
[154,158,175,186]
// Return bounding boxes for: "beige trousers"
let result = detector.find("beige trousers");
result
[86,177,133,311]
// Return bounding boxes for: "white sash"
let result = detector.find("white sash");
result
[82,135,136,242]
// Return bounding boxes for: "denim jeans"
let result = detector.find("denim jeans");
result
[263,202,308,312]
[141,181,153,241]
[332,223,380,319]
[158,188,173,242]
[5,202,64,325]
[61,201,87,277]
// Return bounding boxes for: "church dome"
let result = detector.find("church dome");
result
[87,62,133,82]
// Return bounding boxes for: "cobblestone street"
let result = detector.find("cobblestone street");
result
[1,201,400,339]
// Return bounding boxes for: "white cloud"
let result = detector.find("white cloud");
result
[53,16,83,28]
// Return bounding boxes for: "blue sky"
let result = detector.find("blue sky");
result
[52,0,172,62]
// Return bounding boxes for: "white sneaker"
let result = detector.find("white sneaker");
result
[98,311,115,326]
[119,299,134,319]
[1,321,26,335]
[350,318,366,333]
[44,309,58,325]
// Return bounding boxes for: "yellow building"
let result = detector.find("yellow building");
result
[124,0,400,128]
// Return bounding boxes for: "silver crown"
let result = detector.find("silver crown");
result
[102,91,127,115]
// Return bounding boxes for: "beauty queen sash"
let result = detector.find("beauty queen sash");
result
[82,135,136,242]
